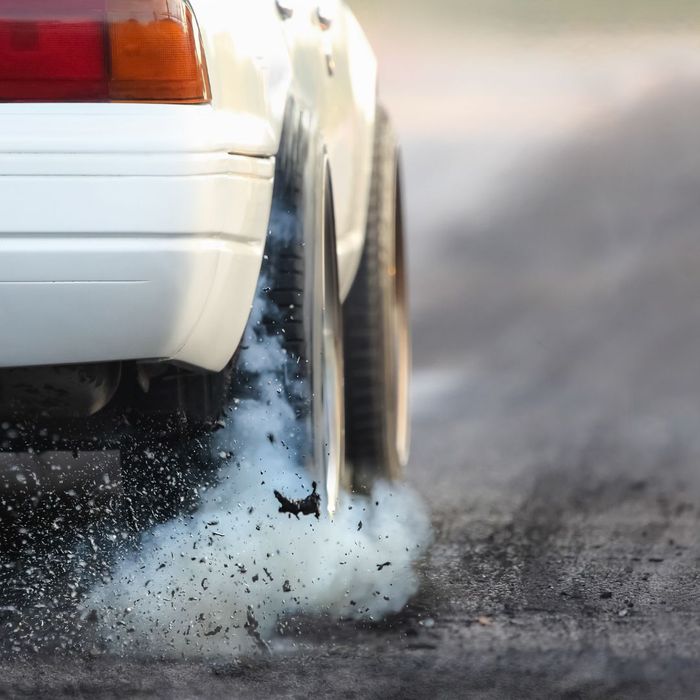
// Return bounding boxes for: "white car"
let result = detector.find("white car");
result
[0,0,409,514]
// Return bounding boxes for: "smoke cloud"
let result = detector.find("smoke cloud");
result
[83,268,432,658]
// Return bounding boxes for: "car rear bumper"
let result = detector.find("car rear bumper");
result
[0,104,274,372]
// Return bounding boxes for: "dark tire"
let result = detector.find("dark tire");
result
[344,106,411,491]
[255,127,346,514]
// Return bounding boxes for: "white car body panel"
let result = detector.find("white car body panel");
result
[191,0,378,296]
[0,0,377,372]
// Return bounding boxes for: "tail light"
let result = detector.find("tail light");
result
[0,0,210,103]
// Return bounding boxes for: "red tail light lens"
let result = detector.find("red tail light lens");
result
[0,0,210,103]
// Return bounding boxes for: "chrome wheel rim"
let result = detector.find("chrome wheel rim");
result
[312,164,345,516]
[393,159,411,467]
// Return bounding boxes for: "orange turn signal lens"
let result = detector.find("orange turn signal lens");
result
[108,0,210,103]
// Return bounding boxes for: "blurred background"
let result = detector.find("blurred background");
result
[352,0,700,237]
[347,0,700,505]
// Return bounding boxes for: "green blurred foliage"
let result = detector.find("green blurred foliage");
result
[348,0,700,30]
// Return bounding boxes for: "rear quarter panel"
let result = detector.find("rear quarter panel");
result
[190,0,378,299]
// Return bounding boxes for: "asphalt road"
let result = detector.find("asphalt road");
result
[4,54,700,700]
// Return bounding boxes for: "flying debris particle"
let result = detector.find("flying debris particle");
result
[357,521,363,531]
[245,606,270,653]
[267,433,275,444]
[377,562,392,571]
[273,481,321,520]
[263,568,274,581]
[201,578,209,591]
[204,626,222,637]
[282,580,291,593]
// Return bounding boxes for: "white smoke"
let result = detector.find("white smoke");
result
[83,276,432,658]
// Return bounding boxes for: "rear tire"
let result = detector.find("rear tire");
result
[344,107,411,491]
[259,131,346,515]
